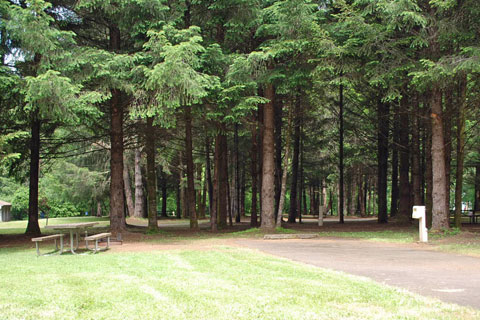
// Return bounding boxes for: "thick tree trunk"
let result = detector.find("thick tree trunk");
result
[26,115,41,236]
[250,119,258,227]
[123,158,135,217]
[260,84,276,230]
[339,83,345,223]
[109,25,126,235]
[110,87,126,234]
[288,95,301,223]
[134,148,145,218]
[411,99,422,206]
[398,93,411,223]
[431,86,449,230]
[145,117,158,231]
[455,75,467,228]
[185,106,198,229]
[377,100,389,223]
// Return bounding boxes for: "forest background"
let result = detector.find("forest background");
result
[0,0,479,236]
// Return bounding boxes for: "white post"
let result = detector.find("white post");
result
[318,206,324,227]
[412,206,428,243]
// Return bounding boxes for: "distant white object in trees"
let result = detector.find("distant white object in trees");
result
[412,206,428,243]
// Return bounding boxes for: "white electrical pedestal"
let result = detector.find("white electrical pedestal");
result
[318,206,324,227]
[412,206,428,243]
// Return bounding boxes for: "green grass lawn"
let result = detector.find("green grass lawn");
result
[0,216,110,235]
[1,246,478,320]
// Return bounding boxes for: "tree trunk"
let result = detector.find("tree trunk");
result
[398,93,411,223]
[377,99,389,223]
[274,96,283,218]
[26,114,41,236]
[97,201,102,217]
[211,135,219,232]
[250,118,258,227]
[145,117,158,231]
[288,94,301,223]
[134,148,145,218]
[455,74,467,228]
[205,136,213,216]
[475,165,480,212]
[390,103,400,217]
[425,99,433,228]
[261,84,276,231]
[339,82,345,223]
[161,171,168,218]
[234,124,241,223]
[444,89,453,217]
[276,105,293,227]
[185,106,198,230]
[109,24,126,235]
[217,133,228,228]
[123,158,135,217]
[411,98,422,206]
[431,86,449,230]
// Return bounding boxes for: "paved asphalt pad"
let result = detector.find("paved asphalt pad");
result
[236,238,480,309]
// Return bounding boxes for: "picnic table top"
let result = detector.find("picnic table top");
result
[44,222,99,229]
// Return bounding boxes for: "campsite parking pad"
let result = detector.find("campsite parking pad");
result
[236,238,480,309]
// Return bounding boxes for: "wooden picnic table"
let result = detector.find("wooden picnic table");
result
[45,222,99,254]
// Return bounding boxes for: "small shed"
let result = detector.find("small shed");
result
[0,200,12,222]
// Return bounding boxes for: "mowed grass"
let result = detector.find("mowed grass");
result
[1,246,479,320]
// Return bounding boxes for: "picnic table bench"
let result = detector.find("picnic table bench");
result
[450,210,480,224]
[31,234,64,256]
[85,232,111,253]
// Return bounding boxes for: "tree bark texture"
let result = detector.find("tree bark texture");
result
[250,118,258,227]
[339,83,345,224]
[109,24,126,235]
[145,117,158,231]
[390,103,400,216]
[134,148,145,218]
[216,133,228,228]
[185,106,198,230]
[411,99,422,206]
[123,158,135,217]
[26,114,41,236]
[261,84,276,230]
[276,105,293,227]
[274,96,283,218]
[377,100,389,223]
[431,86,449,230]
[288,95,301,223]
[398,94,411,223]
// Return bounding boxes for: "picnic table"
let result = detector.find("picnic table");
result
[45,222,99,254]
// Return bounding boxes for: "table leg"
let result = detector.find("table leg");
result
[70,230,76,254]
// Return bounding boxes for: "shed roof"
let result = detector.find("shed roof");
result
[0,200,12,206]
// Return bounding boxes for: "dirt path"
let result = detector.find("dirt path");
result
[236,238,480,309]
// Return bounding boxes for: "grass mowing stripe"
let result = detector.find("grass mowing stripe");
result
[1,247,477,320]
